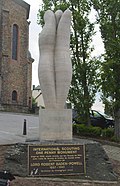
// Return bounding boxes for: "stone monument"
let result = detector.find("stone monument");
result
[38,9,72,141]
[2,9,118,183]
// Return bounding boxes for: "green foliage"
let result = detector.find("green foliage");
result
[92,0,120,111]
[32,97,37,106]
[102,97,114,117]
[73,124,115,140]
[111,136,120,143]
[101,128,114,138]
[37,0,70,26]
[31,97,37,113]
[73,124,102,137]
[92,0,120,138]
[69,1,100,125]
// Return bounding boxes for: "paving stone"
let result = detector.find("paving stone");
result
[103,145,120,162]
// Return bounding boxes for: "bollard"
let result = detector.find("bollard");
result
[23,119,27,135]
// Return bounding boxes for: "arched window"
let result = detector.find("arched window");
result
[12,90,17,101]
[12,24,18,60]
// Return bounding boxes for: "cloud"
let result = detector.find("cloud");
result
[24,0,42,85]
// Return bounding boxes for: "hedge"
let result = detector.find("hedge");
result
[73,123,115,140]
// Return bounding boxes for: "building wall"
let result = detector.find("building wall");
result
[32,87,45,108]
[0,0,33,112]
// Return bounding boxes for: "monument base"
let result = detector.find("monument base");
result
[39,109,72,141]
[4,139,118,181]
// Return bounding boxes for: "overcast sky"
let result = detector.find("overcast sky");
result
[24,0,42,86]
[24,0,105,112]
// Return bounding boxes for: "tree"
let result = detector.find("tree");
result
[92,0,120,138]
[68,0,100,125]
[37,0,69,26]
[38,0,100,125]
[102,97,114,117]
[31,97,37,113]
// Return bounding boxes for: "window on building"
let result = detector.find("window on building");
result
[12,90,17,101]
[12,24,18,60]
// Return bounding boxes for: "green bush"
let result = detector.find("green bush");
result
[73,124,115,140]
[101,128,114,138]
[73,124,102,137]
[73,124,79,134]
[77,124,88,134]
[89,126,102,137]
[111,136,120,143]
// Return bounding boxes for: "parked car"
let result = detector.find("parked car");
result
[72,109,115,129]
[90,110,114,128]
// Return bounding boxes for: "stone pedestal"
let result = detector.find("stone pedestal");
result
[4,140,118,181]
[39,109,72,141]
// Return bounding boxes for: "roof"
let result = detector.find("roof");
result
[27,51,34,62]
[13,0,30,19]
[33,85,41,90]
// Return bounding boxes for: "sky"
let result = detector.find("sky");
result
[24,0,42,86]
[23,0,105,112]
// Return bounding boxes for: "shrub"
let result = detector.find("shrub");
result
[111,136,120,143]
[77,124,87,134]
[89,126,102,137]
[73,124,102,137]
[73,124,79,134]
[101,128,114,138]
[73,124,115,140]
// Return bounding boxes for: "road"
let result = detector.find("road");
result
[0,112,39,144]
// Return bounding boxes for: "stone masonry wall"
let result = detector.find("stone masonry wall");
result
[0,0,32,111]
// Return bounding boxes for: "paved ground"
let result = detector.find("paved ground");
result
[0,111,120,163]
[0,112,39,144]
[103,145,120,162]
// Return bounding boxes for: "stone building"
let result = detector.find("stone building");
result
[0,0,34,113]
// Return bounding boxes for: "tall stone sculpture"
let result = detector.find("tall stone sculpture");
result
[38,9,72,141]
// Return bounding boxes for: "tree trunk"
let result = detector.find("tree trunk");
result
[81,31,91,126]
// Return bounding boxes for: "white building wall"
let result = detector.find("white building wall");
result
[32,89,45,107]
